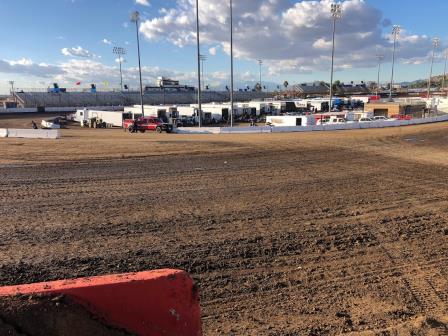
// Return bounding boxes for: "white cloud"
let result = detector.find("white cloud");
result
[8,58,33,66]
[61,46,96,58]
[209,46,218,56]
[0,57,259,90]
[136,0,150,6]
[102,38,113,45]
[139,0,440,74]
[0,58,62,78]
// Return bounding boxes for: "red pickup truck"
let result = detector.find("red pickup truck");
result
[390,114,413,121]
[123,117,173,133]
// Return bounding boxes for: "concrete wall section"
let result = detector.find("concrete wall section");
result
[7,129,60,139]
[0,269,201,336]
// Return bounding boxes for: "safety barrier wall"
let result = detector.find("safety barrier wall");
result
[0,269,201,336]
[220,126,272,134]
[0,129,7,138]
[174,114,448,135]
[176,127,221,134]
[6,129,60,139]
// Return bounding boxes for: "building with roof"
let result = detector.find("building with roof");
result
[364,101,426,118]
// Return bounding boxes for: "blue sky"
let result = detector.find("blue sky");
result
[0,0,447,93]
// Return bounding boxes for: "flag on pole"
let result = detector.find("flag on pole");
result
[75,81,81,86]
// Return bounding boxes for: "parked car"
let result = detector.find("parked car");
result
[373,116,389,121]
[123,117,173,133]
[358,117,374,123]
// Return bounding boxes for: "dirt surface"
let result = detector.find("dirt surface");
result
[0,294,134,335]
[0,114,448,335]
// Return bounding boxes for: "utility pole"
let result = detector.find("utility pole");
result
[199,54,207,91]
[258,59,263,91]
[131,11,145,116]
[8,81,16,103]
[442,49,448,95]
[427,37,440,100]
[389,25,400,101]
[376,54,384,97]
[329,3,342,112]
[195,0,202,127]
[230,0,234,127]
[113,47,126,92]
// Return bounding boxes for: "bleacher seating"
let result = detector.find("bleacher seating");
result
[15,91,271,108]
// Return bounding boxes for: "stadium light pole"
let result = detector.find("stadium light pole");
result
[113,47,126,92]
[131,11,144,117]
[230,0,234,127]
[8,81,16,103]
[427,37,440,100]
[195,0,202,128]
[376,54,384,97]
[442,49,448,95]
[258,59,263,91]
[389,25,400,101]
[200,54,207,91]
[329,3,342,112]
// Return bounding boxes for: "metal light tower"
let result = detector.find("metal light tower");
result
[8,81,16,103]
[427,37,440,100]
[195,0,202,127]
[113,47,126,92]
[131,11,144,116]
[389,25,400,101]
[199,54,207,91]
[376,54,384,97]
[442,49,448,94]
[329,3,342,112]
[258,59,263,91]
[230,0,234,127]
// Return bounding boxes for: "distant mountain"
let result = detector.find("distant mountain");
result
[398,75,447,88]
[207,80,283,92]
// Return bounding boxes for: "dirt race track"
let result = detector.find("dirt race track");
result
[0,115,448,335]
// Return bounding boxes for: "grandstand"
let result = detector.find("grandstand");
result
[12,90,272,108]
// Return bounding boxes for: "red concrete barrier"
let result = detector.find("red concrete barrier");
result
[0,269,201,336]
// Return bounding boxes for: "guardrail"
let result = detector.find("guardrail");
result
[176,114,448,134]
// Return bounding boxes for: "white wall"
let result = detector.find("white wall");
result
[175,114,448,135]
[6,129,60,139]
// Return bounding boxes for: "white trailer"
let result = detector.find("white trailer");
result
[190,103,230,122]
[248,101,277,115]
[125,105,180,122]
[266,115,316,127]
[74,109,124,127]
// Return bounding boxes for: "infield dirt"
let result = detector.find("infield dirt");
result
[0,116,447,335]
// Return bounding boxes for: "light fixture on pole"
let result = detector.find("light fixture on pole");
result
[375,54,384,97]
[113,46,126,92]
[329,2,342,112]
[258,59,263,92]
[427,37,440,100]
[230,0,234,127]
[199,54,207,91]
[389,25,400,101]
[195,0,202,128]
[131,11,145,117]
[442,49,448,95]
